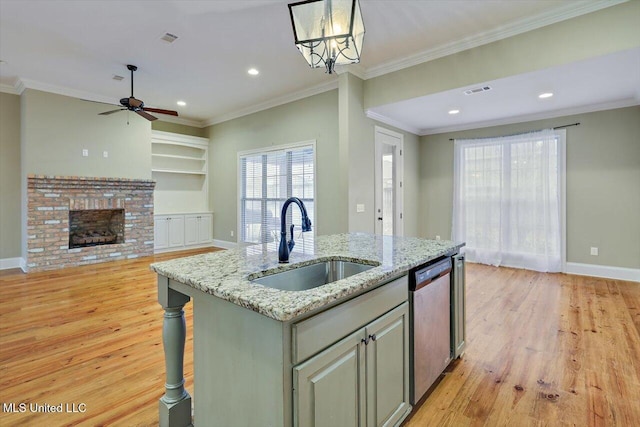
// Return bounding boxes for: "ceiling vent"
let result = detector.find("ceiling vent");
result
[161,33,179,43]
[112,75,124,81]
[464,86,492,95]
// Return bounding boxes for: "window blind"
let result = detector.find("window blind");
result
[240,144,314,244]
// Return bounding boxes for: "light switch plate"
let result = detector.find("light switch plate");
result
[82,149,89,157]
[356,204,365,213]
[590,247,598,256]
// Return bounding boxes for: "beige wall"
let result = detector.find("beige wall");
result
[419,106,640,269]
[0,93,21,259]
[206,90,342,242]
[365,1,640,109]
[339,73,420,237]
[22,90,151,179]
[152,120,207,138]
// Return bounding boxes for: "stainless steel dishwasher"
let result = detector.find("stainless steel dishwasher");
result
[409,257,452,405]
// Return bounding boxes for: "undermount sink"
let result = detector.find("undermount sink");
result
[250,260,378,292]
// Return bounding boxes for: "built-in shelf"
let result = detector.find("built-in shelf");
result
[152,130,210,213]
[151,131,208,177]
[152,169,207,175]
[152,153,206,161]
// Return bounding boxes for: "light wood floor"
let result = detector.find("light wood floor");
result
[1,250,638,426]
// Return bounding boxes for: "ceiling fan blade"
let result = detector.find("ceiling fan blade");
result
[99,109,126,116]
[144,107,179,117]
[136,110,158,121]
[129,97,143,108]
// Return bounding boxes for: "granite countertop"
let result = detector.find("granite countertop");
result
[151,233,464,322]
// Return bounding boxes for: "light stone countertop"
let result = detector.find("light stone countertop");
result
[151,233,464,322]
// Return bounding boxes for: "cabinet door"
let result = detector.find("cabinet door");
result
[184,215,199,246]
[365,302,410,427]
[294,328,367,427]
[168,216,184,248]
[154,217,169,250]
[198,214,212,244]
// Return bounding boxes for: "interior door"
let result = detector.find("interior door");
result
[375,127,403,237]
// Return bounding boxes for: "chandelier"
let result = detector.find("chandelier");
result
[288,0,365,74]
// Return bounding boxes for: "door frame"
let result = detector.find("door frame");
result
[374,126,404,237]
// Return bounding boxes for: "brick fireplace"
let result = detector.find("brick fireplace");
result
[26,175,156,272]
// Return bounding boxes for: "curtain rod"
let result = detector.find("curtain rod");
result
[448,122,580,141]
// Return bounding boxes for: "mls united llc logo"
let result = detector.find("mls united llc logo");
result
[3,402,87,413]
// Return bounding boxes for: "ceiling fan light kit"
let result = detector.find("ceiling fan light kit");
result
[288,0,365,74]
[99,64,178,122]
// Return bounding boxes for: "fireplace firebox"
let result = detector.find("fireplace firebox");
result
[69,209,125,249]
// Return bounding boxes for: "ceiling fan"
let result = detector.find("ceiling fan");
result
[99,64,178,121]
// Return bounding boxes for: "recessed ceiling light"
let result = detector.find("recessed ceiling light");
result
[539,92,554,99]
[247,68,259,76]
[177,101,186,107]
[448,109,460,115]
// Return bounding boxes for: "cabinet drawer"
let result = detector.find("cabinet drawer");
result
[292,275,407,364]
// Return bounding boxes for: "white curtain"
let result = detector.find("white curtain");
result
[452,129,563,272]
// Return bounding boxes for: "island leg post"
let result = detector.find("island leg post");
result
[158,277,192,427]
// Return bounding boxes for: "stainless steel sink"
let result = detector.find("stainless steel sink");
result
[250,260,378,291]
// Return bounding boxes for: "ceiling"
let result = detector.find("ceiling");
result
[1,0,637,132]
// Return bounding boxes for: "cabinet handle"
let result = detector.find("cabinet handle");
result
[361,334,377,345]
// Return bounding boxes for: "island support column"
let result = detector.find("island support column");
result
[158,276,192,427]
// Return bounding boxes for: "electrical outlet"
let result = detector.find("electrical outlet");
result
[435,235,441,241]
[230,230,234,237]
[103,151,109,158]
[356,204,365,213]
[82,149,89,157]
[590,247,598,256]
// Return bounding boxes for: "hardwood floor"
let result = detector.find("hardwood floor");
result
[1,252,638,426]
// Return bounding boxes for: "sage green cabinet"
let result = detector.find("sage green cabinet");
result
[294,302,410,427]
[182,274,411,427]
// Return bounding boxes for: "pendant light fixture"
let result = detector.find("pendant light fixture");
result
[288,0,365,74]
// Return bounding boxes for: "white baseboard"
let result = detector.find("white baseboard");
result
[565,262,640,282]
[0,257,25,271]
[212,239,237,250]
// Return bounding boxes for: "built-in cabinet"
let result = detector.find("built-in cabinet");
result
[154,213,212,252]
[294,302,410,427]
[151,130,213,253]
[189,273,411,427]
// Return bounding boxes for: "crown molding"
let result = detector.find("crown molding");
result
[0,78,24,95]
[203,79,339,127]
[20,78,120,105]
[419,98,640,136]
[365,110,421,136]
[334,63,366,80]
[364,0,628,80]
[155,115,206,128]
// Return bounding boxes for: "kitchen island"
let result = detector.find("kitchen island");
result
[151,233,463,427]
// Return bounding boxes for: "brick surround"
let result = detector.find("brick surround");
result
[26,175,155,272]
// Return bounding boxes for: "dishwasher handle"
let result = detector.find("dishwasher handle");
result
[412,258,452,291]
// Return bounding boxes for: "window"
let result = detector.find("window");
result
[452,129,565,272]
[239,142,315,244]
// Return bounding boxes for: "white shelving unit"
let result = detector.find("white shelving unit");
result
[151,131,208,176]
[151,131,211,240]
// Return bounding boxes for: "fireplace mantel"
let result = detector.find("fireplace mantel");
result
[26,175,156,272]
